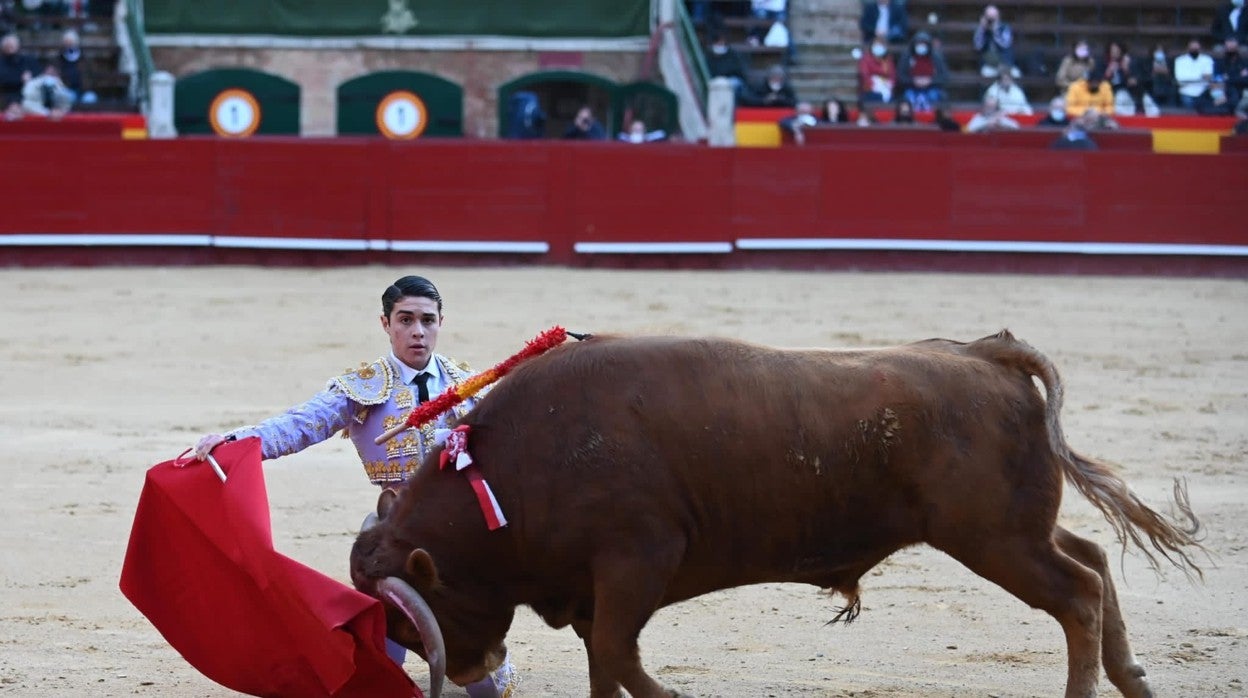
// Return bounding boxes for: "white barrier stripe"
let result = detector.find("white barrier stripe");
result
[389,240,549,253]
[735,238,1248,257]
[0,234,213,246]
[213,236,372,251]
[575,242,733,254]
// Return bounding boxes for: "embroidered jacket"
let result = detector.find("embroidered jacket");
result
[229,354,477,485]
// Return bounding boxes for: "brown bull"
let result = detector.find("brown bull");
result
[350,331,1202,698]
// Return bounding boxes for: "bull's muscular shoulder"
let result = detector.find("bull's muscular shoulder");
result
[330,357,395,406]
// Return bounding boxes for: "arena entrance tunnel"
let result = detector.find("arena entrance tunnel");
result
[497,70,678,140]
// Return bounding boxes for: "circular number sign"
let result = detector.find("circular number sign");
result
[376,91,428,140]
[209,88,261,138]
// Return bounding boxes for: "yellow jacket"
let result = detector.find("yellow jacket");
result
[1065,79,1115,117]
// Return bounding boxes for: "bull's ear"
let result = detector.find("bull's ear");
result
[377,488,399,520]
[406,548,440,591]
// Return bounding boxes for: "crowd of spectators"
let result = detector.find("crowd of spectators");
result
[1,0,110,121]
[697,0,1248,140]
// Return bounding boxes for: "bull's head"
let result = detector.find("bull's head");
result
[350,487,510,698]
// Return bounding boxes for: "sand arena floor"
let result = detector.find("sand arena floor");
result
[1,266,1244,697]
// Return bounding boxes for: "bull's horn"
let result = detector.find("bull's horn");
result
[377,576,446,698]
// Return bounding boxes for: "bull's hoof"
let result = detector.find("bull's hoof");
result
[664,689,694,698]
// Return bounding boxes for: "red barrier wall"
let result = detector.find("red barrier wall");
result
[3,137,1245,272]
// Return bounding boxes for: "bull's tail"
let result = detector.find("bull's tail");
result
[975,330,1206,579]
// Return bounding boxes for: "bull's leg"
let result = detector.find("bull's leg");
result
[1055,527,1154,698]
[940,537,1104,698]
[586,549,688,698]
[572,618,623,698]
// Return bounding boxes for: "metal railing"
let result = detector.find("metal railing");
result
[672,0,711,112]
[121,0,156,113]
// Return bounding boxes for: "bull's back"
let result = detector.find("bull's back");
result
[466,335,1054,593]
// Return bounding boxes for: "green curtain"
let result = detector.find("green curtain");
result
[145,0,649,38]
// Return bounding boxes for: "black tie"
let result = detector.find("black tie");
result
[413,372,431,404]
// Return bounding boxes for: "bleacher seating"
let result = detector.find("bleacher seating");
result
[685,0,791,88]
[8,6,133,112]
[906,0,1220,104]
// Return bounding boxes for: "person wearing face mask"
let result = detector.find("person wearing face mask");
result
[1142,44,1178,108]
[741,64,797,108]
[857,37,896,104]
[1195,79,1236,115]
[705,33,747,90]
[898,31,947,112]
[1056,40,1096,91]
[1212,0,1248,44]
[1214,38,1248,106]
[1174,39,1215,109]
[617,118,667,143]
[1036,96,1072,127]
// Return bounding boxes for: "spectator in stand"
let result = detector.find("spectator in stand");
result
[562,106,606,140]
[859,0,908,45]
[1,1,16,35]
[741,64,797,107]
[1143,43,1177,108]
[748,0,787,48]
[1065,72,1115,117]
[1050,117,1098,150]
[854,99,878,126]
[779,100,820,144]
[1056,40,1096,93]
[820,97,850,123]
[0,33,37,104]
[984,70,1032,115]
[618,118,667,143]
[933,105,962,131]
[21,63,73,118]
[3,98,22,120]
[892,98,916,124]
[1174,39,1214,109]
[857,37,896,104]
[705,32,748,91]
[897,31,947,112]
[1215,38,1248,106]
[1212,0,1248,43]
[1235,97,1248,133]
[57,29,94,105]
[973,5,1018,79]
[965,94,1020,132]
[1098,41,1143,114]
[1195,78,1236,114]
[1036,96,1072,127]
[1081,106,1119,130]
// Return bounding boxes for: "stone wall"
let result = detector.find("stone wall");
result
[151,47,646,137]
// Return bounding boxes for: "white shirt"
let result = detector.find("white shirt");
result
[985,83,1034,115]
[390,352,448,401]
[1173,53,1214,97]
[875,3,890,37]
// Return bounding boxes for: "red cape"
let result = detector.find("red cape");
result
[119,438,419,697]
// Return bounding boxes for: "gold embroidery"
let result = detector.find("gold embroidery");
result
[395,388,414,409]
[332,357,395,405]
[363,459,420,483]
